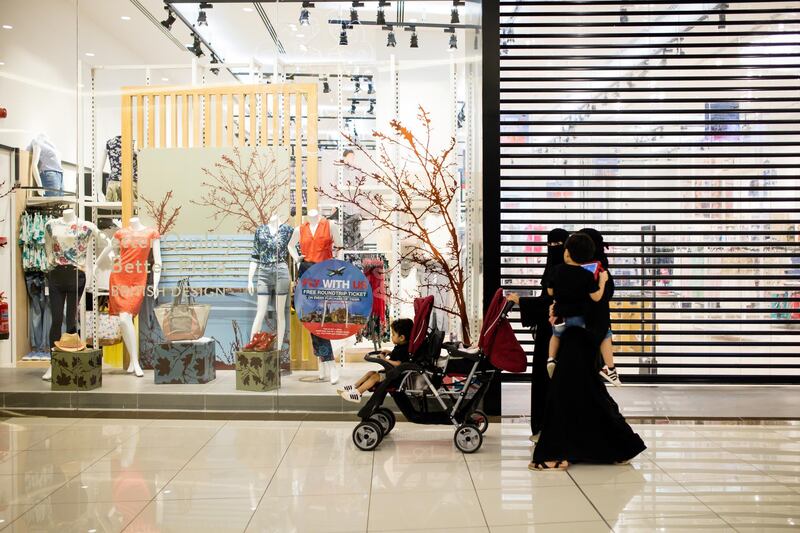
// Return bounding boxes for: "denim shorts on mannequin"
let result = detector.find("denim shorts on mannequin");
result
[40,170,63,197]
[256,262,290,295]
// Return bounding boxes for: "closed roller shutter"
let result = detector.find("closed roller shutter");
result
[487,0,800,383]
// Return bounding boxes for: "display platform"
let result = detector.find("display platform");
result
[0,365,396,415]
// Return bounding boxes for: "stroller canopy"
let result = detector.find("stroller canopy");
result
[409,295,435,356]
[479,289,527,373]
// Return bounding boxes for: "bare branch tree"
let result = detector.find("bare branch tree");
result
[141,190,182,235]
[318,107,471,343]
[192,147,291,233]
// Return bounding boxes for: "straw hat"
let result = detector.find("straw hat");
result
[54,333,87,352]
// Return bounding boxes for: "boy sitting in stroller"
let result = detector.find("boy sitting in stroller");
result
[339,318,413,403]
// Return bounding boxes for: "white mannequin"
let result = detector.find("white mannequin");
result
[247,214,288,348]
[28,133,63,194]
[287,209,344,383]
[94,217,162,378]
[42,208,102,381]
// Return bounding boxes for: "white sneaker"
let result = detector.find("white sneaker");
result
[340,389,361,403]
[600,367,622,387]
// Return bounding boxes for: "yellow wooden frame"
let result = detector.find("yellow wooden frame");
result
[120,83,319,226]
[120,82,320,370]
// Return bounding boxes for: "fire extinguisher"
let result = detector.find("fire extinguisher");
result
[0,292,9,340]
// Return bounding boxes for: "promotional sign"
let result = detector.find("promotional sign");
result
[295,259,373,340]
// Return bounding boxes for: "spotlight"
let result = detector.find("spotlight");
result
[367,100,375,114]
[457,104,465,128]
[620,7,628,23]
[350,2,359,24]
[299,1,313,26]
[197,2,212,26]
[350,101,357,114]
[322,78,331,93]
[339,23,348,45]
[377,8,386,25]
[367,81,374,94]
[161,7,176,30]
[189,34,204,57]
[386,28,397,47]
[354,77,361,93]
[449,33,457,50]
[451,7,460,24]
[210,54,220,75]
[409,27,418,48]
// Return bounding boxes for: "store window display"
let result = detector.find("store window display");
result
[95,217,162,377]
[247,214,293,349]
[27,133,64,197]
[287,209,343,383]
[42,208,101,380]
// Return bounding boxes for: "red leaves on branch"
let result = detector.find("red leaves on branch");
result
[142,190,182,235]
[318,107,471,343]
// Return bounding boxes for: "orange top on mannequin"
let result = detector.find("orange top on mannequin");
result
[299,217,333,263]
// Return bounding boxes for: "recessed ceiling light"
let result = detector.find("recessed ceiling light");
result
[162,77,169,81]
[2,25,12,30]
[0,62,5,66]
[243,7,254,12]
[120,16,131,21]
[296,34,305,38]
[299,44,308,51]
[85,52,95,57]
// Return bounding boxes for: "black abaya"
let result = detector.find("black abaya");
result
[533,327,646,464]
[519,296,552,434]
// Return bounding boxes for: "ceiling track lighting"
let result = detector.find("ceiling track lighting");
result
[189,33,204,57]
[619,7,628,23]
[449,32,458,50]
[197,2,212,27]
[353,77,361,93]
[451,7,460,24]
[718,3,729,28]
[350,101,357,114]
[385,26,397,47]
[322,77,331,93]
[367,100,375,114]
[376,8,386,26]
[210,54,220,75]
[161,7,176,30]
[339,23,349,45]
[350,1,363,24]
[367,82,374,95]
[300,1,313,26]
[408,26,418,48]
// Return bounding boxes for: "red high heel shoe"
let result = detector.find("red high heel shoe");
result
[253,332,277,351]
[244,332,266,350]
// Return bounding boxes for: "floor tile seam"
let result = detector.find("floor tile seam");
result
[566,470,614,531]
[242,417,305,532]
[365,433,376,533]
[119,418,230,532]
[459,451,492,530]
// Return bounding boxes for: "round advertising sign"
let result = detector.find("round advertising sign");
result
[294,259,374,340]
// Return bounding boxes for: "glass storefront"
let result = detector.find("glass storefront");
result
[0,0,483,412]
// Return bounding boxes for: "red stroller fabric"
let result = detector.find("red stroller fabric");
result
[480,288,527,373]
[409,296,435,356]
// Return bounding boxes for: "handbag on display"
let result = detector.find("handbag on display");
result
[154,278,211,341]
[86,310,122,347]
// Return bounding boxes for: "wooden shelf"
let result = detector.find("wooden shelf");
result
[16,360,51,368]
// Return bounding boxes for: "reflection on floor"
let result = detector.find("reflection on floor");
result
[1,417,798,532]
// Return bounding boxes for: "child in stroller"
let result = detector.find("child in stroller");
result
[338,318,413,403]
[350,292,521,453]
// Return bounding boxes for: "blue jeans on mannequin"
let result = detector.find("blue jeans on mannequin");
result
[40,170,63,197]
[25,272,52,352]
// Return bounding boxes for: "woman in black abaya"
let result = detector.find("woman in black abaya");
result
[508,228,569,437]
[530,327,646,470]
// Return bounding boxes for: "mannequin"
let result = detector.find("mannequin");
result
[95,217,162,377]
[99,136,138,202]
[42,209,101,381]
[423,211,451,332]
[27,133,64,197]
[247,214,293,349]
[287,209,343,384]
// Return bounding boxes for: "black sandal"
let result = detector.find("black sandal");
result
[528,460,569,471]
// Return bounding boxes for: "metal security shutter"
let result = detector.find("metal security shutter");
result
[491,0,800,383]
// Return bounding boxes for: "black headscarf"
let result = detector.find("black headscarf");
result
[579,228,609,269]
[542,228,569,290]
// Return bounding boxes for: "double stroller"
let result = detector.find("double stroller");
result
[351,293,516,453]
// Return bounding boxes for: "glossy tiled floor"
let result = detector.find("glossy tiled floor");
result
[0,417,798,532]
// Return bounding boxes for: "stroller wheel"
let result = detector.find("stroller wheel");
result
[353,421,383,451]
[454,424,483,454]
[370,408,396,436]
[468,410,489,434]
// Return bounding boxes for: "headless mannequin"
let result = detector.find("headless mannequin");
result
[96,138,137,202]
[287,209,343,383]
[42,209,102,381]
[94,217,162,377]
[248,214,288,348]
